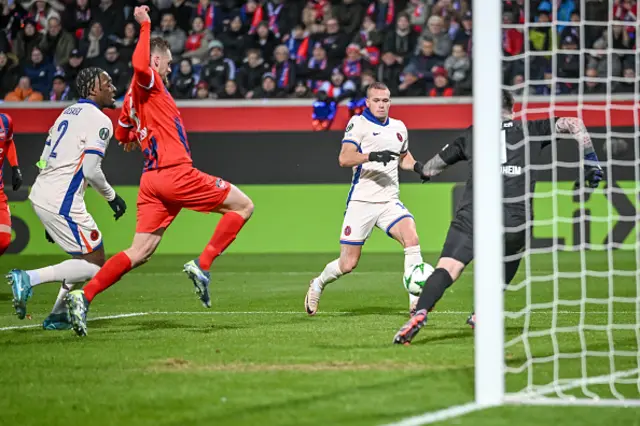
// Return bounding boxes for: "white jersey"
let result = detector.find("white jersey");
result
[29,100,113,216]
[342,110,408,203]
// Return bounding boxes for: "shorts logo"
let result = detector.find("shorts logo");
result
[397,133,403,142]
[215,178,227,189]
[90,230,99,241]
[344,226,351,236]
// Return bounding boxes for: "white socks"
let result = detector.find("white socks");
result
[26,259,101,315]
[312,259,344,292]
[27,259,101,287]
[404,245,423,270]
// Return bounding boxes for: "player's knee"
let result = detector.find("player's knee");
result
[0,232,11,255]
[239,197,254,220]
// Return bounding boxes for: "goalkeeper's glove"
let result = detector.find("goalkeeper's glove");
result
[413,161,430,183]
[11,166,22,191]
[574,152,603,189]
[108,193,127,221]
[368,151,399,166]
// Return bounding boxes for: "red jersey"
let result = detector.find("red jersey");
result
[0,113,18,194]
[120,21,192,172]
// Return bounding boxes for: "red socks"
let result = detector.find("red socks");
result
[0,232,10,256]
[199,212,246,271]
[84,252,132,302]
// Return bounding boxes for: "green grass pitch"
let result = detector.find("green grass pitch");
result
[0,252,639,426]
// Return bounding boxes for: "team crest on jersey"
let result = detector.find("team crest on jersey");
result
[344,226,351,236]
[397,133,403,142]
[215,178,227,189]
[99,128,110,140]
[90,230,100,241]
[346,123,354,132]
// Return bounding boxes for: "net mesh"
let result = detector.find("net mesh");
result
[501,0,640,402]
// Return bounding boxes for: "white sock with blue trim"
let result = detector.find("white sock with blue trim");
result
[28,259,100,287]
[404,245,423,271]
[313,259,343,292]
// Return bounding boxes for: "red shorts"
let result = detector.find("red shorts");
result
[136,164,231,233]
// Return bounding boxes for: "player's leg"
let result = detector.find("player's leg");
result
[0,200,11,256]
[305,201,376,315]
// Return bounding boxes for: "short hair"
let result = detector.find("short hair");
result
[502,89,514,112]
[367,82,390,97]
[76,67,104,99]
[150,37,171,54]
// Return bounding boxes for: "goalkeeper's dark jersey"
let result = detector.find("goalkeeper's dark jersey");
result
[440,118,555,218]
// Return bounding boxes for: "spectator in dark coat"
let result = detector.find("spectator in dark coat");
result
[299,43,333,91]
[79,21,109,65]
[168,0,194,33]
[321,18,349,62]
[0,50,20,99]
[193,0,223,35]
[96,45,130,97]
[271,44,296,94]
[49,72,71,100]
[383,12,417,65]
[378,52,403,95]
[61,48,85,98]
[219,14,250,65]
[0,0,28,41]
[171,58,197,99]
[23,46,56,95]
[428,66,454,97]
[253,72,284,99]
[95,0,124,37]
[62,0,93,40]
[109,21,137,66]
[399,38,444,96]
[39,16,76,66]
[13,18,42,64]
[217,79,243,99]
[251,21,278,63]
[201,40,236,94]
[333,0,365,38]
[238,48,270,97]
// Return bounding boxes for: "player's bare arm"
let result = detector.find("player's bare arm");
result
[555,117,603,188]
[398,150,418,171]
[338,142,369,167]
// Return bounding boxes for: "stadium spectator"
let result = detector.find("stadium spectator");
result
[613,0,637,38]
[49,72,71,100]
[318,68,355,102]
[321,17,349,62]
[97,45,130,97]
[135,0,160,28]
[431,0,468,22]
[109,21,138,66]
[399,38,444,96]
[352,15,382,65]
[417,15,451,58]
[237,48,269,97]
[253,72,282,98]
[502,11,524,57]
[254,0,293,40]
[285,23,309,64]
[453,10,472,56]
[0,50,20,99]
[341,43,368,84]
[61,48,85,97]
[219,14,250,65]
[194,80,210,98]
[0,0,28,41]
[584,66,606,94]
[4,75,44,101]
[405,0,429,33]
[612,24,633,51]
[201,39,236,95]
[557,34,580,94]
[383,12,417,65]
[95,0,123,38]
[428,66,453,97]
[251,21,277,62]
[171,58,197,99]
[182,16,214,65]
[271,44,296,93]
[61,0,92,40]
[217,79,243,99]
[193,0,223,35]
[80,21,108,64]
[333,0,365,38]
[26,0,63,33]
[168,0,193,33]
[559,11,580,43]
[378,51,403,95]
[152,12,187,57]
[240,0,260,31]
[300,42,332,91]
[39,16,75,66]
[23,46,56,95]
[292,80,312,98]
[614,65,637,93]
[444,43,470,95]
[511,73,525,95]
[367,0,395,32]
[13,18,42,64]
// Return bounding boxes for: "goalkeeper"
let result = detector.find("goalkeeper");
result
[393,90,603,345]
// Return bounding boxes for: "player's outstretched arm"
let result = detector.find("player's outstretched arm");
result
[555,117,603,188]
[398,151,418,171]
[3,114,22,191]
[131,6,153,89]
[83,154,127,220]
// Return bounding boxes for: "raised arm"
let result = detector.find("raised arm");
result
[414,132,469,181]
[1,113,22,191]
[555,117,603,188]
[132,7,154,89]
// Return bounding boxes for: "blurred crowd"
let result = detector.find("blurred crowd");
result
[0,0,636,105]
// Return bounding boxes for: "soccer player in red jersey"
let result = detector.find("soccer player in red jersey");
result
[65,6,254,336]
[0,113,23,256]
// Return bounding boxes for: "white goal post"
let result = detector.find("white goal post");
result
[474,0,640,409]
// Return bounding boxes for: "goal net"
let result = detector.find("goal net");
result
[500,0,640,404]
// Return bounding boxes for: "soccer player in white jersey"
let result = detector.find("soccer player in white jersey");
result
[305,82,428,315]
[7,67,127,330]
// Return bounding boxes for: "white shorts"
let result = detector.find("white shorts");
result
[340,200,414,246]
[32,204,103,255]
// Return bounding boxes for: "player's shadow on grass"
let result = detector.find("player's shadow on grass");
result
[409,330,474,346]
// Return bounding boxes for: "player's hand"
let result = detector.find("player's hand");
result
[45,230,55,244]
[574,152,603,190]
[368,151,399,166]
[413,161,430,183]
[133,6,151,24]
[108,194,127,221]
[11,166,22,191]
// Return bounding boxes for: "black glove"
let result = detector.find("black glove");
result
[413,161,430,183]
[368,151,399,166]
[108,193,127,221]
[574,152,603,190]
[11,166,22,191]
[45,230,55,244]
